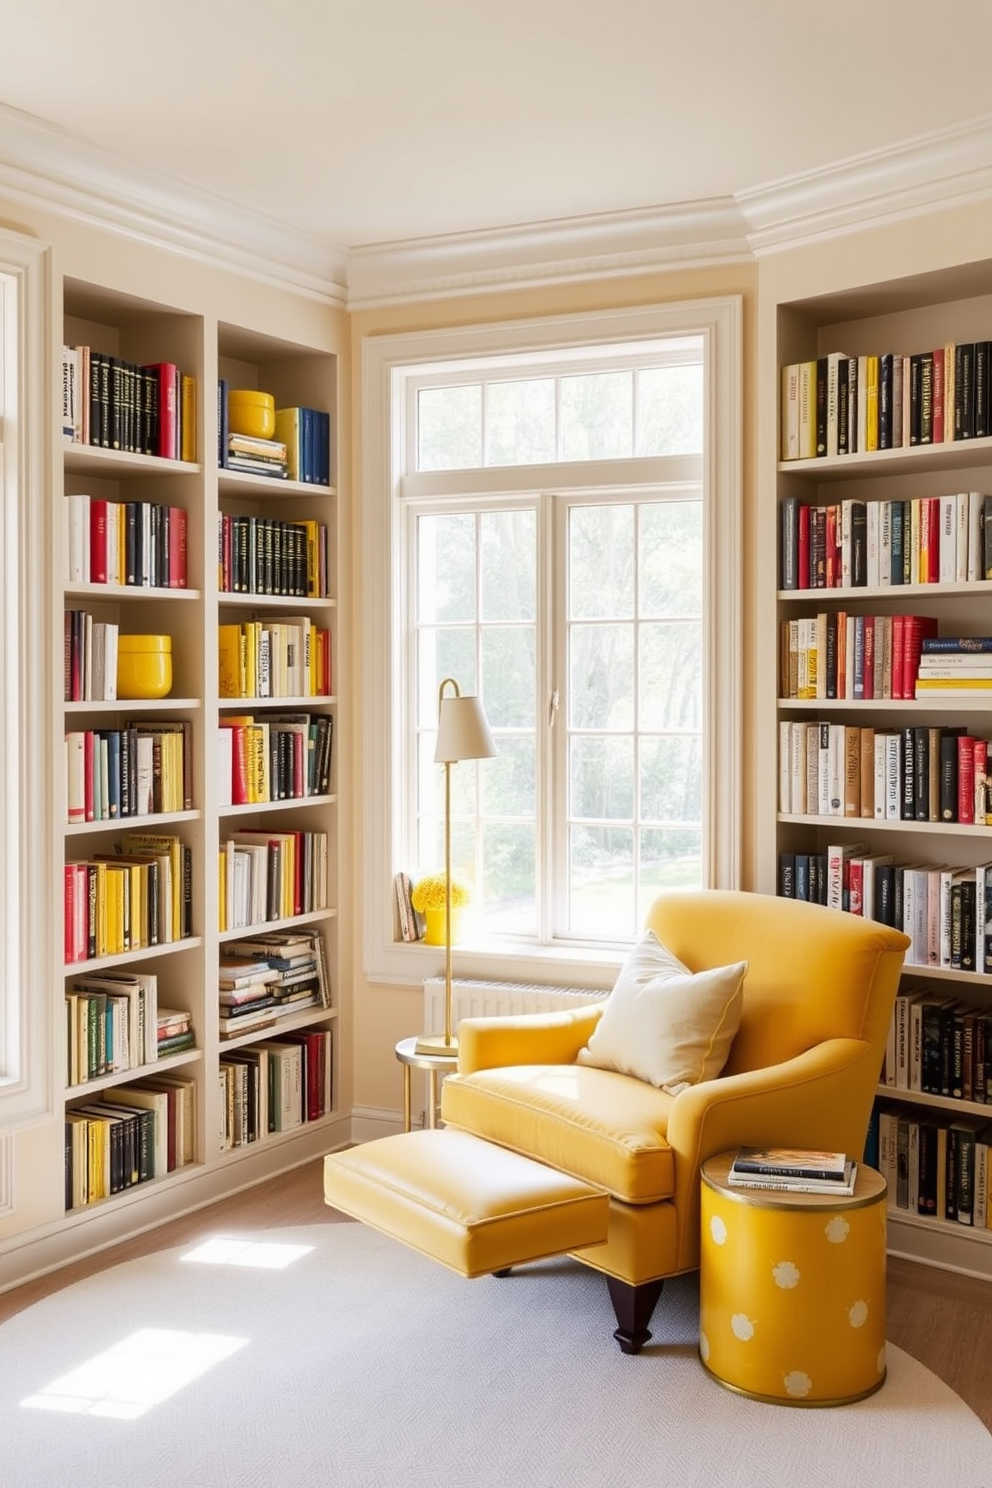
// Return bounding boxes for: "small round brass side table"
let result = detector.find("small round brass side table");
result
[395,1036,459,1131]
[700,1151,887,1406]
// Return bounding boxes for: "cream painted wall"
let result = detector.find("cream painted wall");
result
[348,265,760,1121]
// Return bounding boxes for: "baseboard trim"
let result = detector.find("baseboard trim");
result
[349,1106,404,1143]
[887,1210,992,1283]
[0,1114,351,1296]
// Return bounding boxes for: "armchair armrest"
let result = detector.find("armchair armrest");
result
[457,1004,606,1075]
[666,1037,883,1273]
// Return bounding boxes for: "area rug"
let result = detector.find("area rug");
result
[0,1221,989,1488]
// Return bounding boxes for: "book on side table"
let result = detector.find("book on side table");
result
[728,1146,858,1195]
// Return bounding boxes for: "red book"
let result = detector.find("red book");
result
[798,503,811,589]
[958,735,978,825]
[145,363,179,460]
[975,737,989,826]
[891,615,906,699]
[168,504,187,588]
[900,614,940,698]
[848,857,865,916]
[825,504,839,588]
[226,725,249,805]
[89,498,109,583]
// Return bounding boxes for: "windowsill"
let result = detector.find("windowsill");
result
[371,934,627,993]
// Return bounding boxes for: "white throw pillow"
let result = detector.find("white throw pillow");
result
[577,930,747,1093]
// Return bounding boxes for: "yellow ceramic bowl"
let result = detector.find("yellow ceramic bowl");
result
[117,634,173,699]
[228,389,276,440]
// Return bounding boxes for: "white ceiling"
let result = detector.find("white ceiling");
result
[1,0,992,264]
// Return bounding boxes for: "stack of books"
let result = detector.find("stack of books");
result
[225,431,288,479]
[915,636,992,698]
[218,929,329,1040]
[727,1146,858,1195]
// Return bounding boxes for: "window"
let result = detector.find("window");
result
[364,301,742,983]
[0,228,52,1129]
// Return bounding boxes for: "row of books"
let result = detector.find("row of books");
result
[885,988,992,1105]
[218,618,332,701]
[726,1146,857,1195]
[64,612,119,703]
[62,347,195,462]
[216,713,333,807]
[217,830,329,932]
[66,969,160,1085]
[393,871,424,942]
[778,848,992,972]
[65,1074,195,1209]
[217,382,331,486]
[779,611,938,701]
[65,493,189,589]
[780,344,992,463]
[67,984,193,1088]
[872,1103,992,1228]
[218,513,330,598]
[65,721,192,824]
[64,832,192,965]
[218,930,330,1042]
[220,1028,332,1145]
[780,492,992,592]
[778,722,992,825]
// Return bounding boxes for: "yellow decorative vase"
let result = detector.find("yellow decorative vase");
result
[423,907,463,947]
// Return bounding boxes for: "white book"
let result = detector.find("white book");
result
[975,862,992,975]
[135,735,155,815]
[956,492,970,584]
[939,494,958,584]
[908,1120,920,1212]
[65,731,86,825]
[884,732,902,819]
[65,493,90,583]
[805,724,819,817]
[61,345,78,440]
[866,502,880,587]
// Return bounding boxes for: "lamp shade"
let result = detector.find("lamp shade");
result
[435,693,496,764]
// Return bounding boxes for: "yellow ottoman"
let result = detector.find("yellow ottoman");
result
[324,1128,610,1278]
[699,1152,887,1406]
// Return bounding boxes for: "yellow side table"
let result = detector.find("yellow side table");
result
[700,1152,887,1406]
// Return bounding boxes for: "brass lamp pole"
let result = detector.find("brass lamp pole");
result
[415,677,496,1057]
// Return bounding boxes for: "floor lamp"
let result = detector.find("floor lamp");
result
[415,678,496,1057]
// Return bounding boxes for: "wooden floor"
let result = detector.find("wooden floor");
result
[1,1159,990,1431]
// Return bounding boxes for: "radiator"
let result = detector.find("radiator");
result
[422,975,606,1033]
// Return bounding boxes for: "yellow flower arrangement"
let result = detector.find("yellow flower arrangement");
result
[411,872,471,914]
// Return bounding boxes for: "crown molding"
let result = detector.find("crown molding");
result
[346,198,752,308]
[3,97,992,307]
[737,112,992,252]
[0,102,349,305]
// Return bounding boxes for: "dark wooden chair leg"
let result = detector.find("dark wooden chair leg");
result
[606,1276,664,1354]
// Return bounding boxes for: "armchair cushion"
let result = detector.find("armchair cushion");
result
[441,1063,676,1204]
[575,930,747,1093]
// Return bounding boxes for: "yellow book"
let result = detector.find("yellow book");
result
[218,624,242,698]
[181,374,196,463]
[274,406,302,482]
[864,355,879,453]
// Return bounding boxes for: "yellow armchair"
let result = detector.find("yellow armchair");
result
[441,889,909,1352]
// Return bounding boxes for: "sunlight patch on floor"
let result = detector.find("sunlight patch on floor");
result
[179,1235,315,1269]
[20,1328,247,1419]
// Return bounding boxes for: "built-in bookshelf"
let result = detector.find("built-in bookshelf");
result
[767,258,992,1279]
[52,281,342,1238]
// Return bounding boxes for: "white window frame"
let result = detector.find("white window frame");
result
[0,227,54,1128]
[362,299,742,987]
